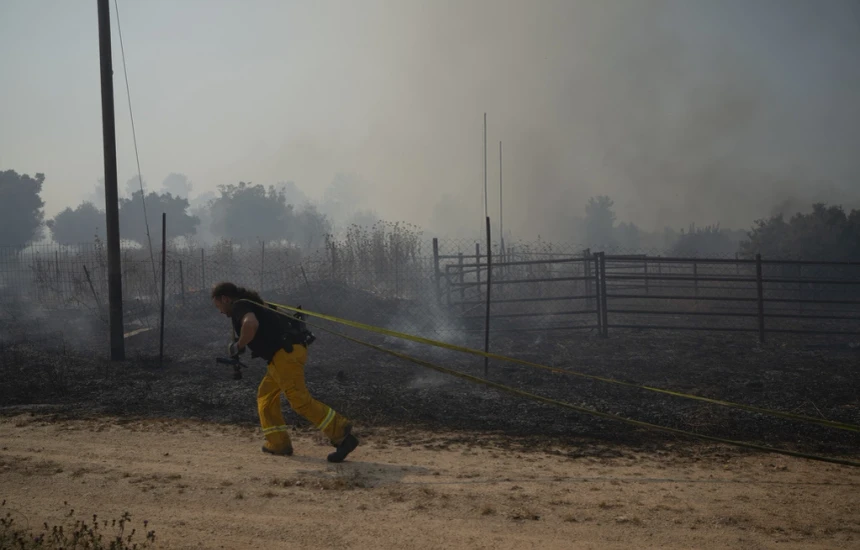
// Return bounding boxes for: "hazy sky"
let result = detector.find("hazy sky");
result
[1,0,859,240]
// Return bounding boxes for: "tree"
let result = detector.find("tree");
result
[584,195,617,247]
[47,202,106,245]
[119,190,200,244]
[208,182,295,242]
[740,203,860,261]
[0,170,45,248]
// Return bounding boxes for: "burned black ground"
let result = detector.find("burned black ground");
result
[1,297,857,462]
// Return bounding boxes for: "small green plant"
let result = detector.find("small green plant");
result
[0,500,156,549]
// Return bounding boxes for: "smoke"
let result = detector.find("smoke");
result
[258,0,860,240]
[21,0,856,243]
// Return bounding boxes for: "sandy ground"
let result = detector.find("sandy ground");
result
[1,415,858,550]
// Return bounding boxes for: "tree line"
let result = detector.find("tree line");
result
[578,194,860,260]
[0,170,363,250]
[1,168,858,261]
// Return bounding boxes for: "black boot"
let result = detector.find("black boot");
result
[327,426,359,463]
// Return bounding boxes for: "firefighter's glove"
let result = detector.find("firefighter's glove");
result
[228,342,245,358]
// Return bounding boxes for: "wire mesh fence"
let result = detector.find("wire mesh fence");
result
[1,237,858,359]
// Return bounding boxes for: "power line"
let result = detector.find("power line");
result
[113,0,159,296]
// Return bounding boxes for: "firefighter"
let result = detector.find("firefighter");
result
[211,282,359,463]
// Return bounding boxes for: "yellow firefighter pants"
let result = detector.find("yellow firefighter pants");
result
[256,344,351,453]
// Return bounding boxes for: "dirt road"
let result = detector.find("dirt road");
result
[1,415,857,549]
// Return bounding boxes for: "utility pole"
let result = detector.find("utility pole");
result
[97,0,125,360]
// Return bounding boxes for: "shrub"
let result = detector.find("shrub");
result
[0,501,156,549]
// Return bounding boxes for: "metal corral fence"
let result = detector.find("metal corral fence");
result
[599,254,860,341]
[435,246,860,341]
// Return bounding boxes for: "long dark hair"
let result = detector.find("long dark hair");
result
[210,282,264,304]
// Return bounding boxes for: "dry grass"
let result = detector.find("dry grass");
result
[1,501,156,549]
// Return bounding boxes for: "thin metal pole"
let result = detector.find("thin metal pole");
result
[97,0,124,360]
[201,248,205,292]
[593,252,601,331]
[432,238,442,305]
[475,243,482,295]
[756,253,765,343]
[159,213,166,366]
[484,216,492,376]
[483,113,488,220]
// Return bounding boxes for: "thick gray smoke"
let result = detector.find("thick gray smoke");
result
[19,0,857,243]
[284,0,860,240]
